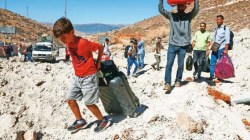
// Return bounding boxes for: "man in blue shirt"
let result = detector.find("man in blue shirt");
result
[137,38,145,69]
[208,15,230,83]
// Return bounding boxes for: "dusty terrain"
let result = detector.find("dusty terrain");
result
[0,29,250,140]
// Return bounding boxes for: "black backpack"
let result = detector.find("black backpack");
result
[124,45,132,58]
[217,26,234,50]
[100,60,119,85]
[224,26,234,50]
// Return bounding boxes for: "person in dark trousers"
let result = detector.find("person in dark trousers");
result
[208,15,231,83]
[127,40,139,77]
[152,37,164,71]
[23,46,27,62]
[53,17,111,133]
[26,45,33,61]
[192,22,211,79]
[159,0,199,91]
[5,45,12,60]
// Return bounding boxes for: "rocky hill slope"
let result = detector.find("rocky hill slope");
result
[101,0,250,46]
[0,28,250,140]
[0,9,52,44]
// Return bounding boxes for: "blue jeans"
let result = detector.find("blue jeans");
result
[210,48,225,78]
[127,57,139,76]
[165,44,187,84]
[27,52,32,61]
[138,53,145,68]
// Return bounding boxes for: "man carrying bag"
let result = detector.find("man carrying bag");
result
[208,15,231,83]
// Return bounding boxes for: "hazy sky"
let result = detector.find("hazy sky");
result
[0,0,172,24]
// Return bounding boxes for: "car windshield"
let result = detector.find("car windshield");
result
[34,45,52,51]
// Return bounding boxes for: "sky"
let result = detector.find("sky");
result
[0,0,172,24]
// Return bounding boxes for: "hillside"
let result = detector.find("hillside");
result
[101,0,250,45]
[0,29,250,140]
[0,8,52,44]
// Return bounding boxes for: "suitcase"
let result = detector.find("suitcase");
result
[99,72,140,117]
[99,84,123,115]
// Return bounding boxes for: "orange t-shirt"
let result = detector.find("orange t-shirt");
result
[66,37,100,77]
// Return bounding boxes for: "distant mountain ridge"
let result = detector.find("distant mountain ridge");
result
[43,23,126,35]
[73,23,126,34]
[101,0,250,45]
[0,9,52,43]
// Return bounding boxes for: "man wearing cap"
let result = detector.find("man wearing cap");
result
[127,40,139,77]
[159,0,199,91]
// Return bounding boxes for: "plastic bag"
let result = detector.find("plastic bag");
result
[186,55,193,71]
[203,57,210,73]
[215,54,235,79]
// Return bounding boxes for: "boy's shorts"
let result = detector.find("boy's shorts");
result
[66,73,99,105]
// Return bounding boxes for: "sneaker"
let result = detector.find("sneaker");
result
[163,83,171,91]
[67,119,87,131]
[207,76,214,81]
[194,75,201,80]
[193,75,197,80]
[214,78,223,83]
[197,75,201,79]
[193,71,197,77]
[94,117,111,133]
[174,81,181,87]
[132,73,138,77]
[151,65,156,70]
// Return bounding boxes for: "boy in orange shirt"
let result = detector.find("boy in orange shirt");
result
[53,17,111,133]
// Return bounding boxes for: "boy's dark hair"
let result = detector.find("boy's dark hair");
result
[105,38,109,42]
[53,17,74,38]
[216,15,224,19]
[200,22,206,26]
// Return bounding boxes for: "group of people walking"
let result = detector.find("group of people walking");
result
[1,43,33,62]
[126,37,145,77]
[159,0,232,91]
[50,0,234,133]
[124,0,232,92]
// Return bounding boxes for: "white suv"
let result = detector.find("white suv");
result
[32,42,58,62]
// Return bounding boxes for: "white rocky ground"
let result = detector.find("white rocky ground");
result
[0,29,250,140]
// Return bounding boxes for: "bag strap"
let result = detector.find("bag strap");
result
[215,26,226,45]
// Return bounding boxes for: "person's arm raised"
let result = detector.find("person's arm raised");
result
[190,0,199,20]
[158,0,171,20]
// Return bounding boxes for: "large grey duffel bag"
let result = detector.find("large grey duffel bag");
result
[99,72,140,117]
